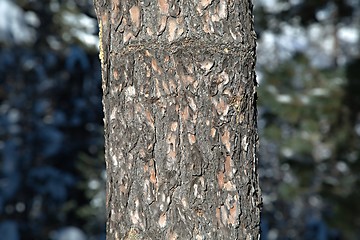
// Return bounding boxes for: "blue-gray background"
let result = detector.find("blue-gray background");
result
[0,0,359,239]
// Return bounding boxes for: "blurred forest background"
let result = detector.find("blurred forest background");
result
[0,0,359,239]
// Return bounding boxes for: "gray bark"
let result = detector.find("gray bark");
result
[94,0,261,239]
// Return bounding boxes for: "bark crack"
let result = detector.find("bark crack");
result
[111,37,244,57]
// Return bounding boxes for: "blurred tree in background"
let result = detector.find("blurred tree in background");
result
[0,0,105,239]
[256,0,360,239]
[0,0,359,239]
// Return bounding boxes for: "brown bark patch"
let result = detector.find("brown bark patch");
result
[170,122,178,132]
[210,127,216,138]
[188,133,196,145]
[197,0,213,13]
[217,171,224,189]
[167,18,177,42]
[139,148,146,158]
[123,29,134,43]
[168,150,176,159]
[101,14,108,23]
[149,159,157,184]
[167,231,178,240]
[228,204,237,225]
[181,106,189,122]
[158,0,169,14]
[145,110,154,129]
[214,97,229,116]
[120,184,127,194]
[200,60,214,71]
[143,162,149,172]
[221,127,231,152]
[220,205,228,225]
[151,58,162,74]
[150,169,157,184]
[158,16,168,35]
[224,155,232,178]
[158,213,167,228]
[129,5,141,29]
[223,181,236,191]
[216,207,221,226]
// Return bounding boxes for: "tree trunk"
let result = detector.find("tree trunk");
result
[94,0,261,239]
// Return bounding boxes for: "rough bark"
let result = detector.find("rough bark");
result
[94,0,261,239]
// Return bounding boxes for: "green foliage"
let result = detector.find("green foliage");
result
[258,37,360,239]
[75,152,106,237]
